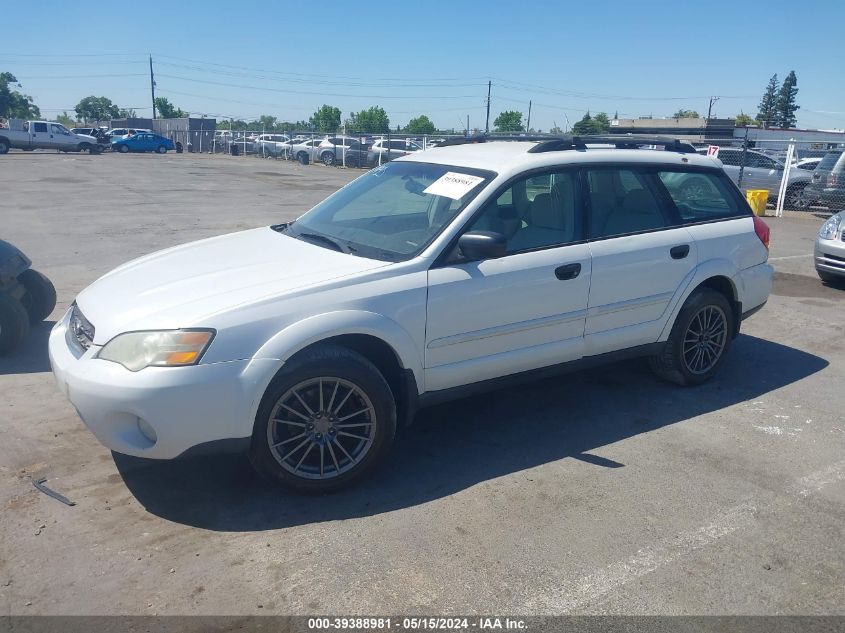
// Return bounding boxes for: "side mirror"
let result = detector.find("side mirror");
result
[458,231,507,260]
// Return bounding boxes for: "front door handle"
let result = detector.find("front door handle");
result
[555,263,581,280]
[670,245,690,260]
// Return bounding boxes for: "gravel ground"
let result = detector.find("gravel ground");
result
[0,151,843,617]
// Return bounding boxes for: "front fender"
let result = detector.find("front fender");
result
[253,310,424,392]
[658,258,740,341]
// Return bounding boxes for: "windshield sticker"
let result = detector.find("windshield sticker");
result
[423,172,485,200]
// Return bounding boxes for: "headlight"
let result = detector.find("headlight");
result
[98,329,215,372]
[819,215,841,240]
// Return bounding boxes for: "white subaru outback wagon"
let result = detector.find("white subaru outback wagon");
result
[49,136,773,491]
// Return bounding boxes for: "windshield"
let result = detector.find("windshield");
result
[287,161,494,261]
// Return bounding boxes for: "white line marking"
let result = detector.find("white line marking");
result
[524,503,757,613]
[769,254,812,261]
[523,459,845,613]
[796,459,845,497]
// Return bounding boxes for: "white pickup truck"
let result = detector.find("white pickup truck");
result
[0,119,103,154]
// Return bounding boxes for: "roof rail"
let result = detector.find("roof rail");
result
[437,134,698,154]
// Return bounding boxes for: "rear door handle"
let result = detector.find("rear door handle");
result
[670,245,690,260]
[555,263,581,280]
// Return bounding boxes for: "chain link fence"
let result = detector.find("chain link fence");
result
[695,135,845,216]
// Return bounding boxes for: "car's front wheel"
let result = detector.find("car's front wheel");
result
[250,344,396,492]
[649,288,734,386]
[118,144,129,153]
[785,184,810,210]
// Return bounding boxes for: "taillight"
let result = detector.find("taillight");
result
[827,173,839,186]
[753,216,770,250]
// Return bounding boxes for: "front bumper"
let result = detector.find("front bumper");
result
[48,308,279,459]
[814,236,845,279]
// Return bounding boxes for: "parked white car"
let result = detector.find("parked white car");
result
[49,137,773,491]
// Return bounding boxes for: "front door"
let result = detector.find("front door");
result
[425,169,591,392]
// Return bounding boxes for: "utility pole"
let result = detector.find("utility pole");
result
[707,95,720,121]
[149,55,157,119]
[485,81,491,134]
[466,115,469,137]
[526,100,532,132]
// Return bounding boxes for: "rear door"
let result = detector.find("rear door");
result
[30,122,51,149]
[583,166,697,356]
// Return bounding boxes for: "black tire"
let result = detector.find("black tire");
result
[785,184,810,210]
[77,143,90,153]
[90,144,103,155]
[118,144,129,153]
[0,139,9,155]
[649,288,734,386]
[249,344,397,493]
[0,292,30,355]
[321,151,335,166]
[156,145,167,154]
[817,270,843,284]
[18,269,57,323]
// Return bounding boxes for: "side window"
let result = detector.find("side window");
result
[717,151,739,167]
[466,171,581,253]
[657,171,746,223]
[33,122,48,133]
[587,168,669,238]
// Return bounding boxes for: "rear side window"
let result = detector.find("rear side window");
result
[33,122,48,133]
[818,152,841,171]
[586,168,670,238]
[657,171,746,223]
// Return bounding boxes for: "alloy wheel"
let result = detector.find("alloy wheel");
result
[682,305,728,375]
[266,377,377,480]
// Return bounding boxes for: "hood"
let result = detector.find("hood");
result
[76,227,390,344]
[74,133,98,142]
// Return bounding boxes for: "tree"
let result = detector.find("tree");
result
[734,112,758,127]
[118,108,137,118]
[56,111,77,127]
[405,115,436,135]
[672,108,700,118]
[494,110,524,132]
[593,112,611,132]
[310,104,341,133]
[75,96,119,123]
[571,112,594,135]
[756,74,779,128]
[0,72,40,119]
[347,106,390,133]
[154,97,186,119]
[774,70,799,129]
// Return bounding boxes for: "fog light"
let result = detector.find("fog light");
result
[137,418,157,444]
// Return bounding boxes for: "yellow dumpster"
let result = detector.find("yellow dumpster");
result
[746,189,768,216]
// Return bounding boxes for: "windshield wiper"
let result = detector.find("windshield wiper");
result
[297,232,347,253]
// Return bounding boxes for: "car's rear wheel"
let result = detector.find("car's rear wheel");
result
[17,269,57,323]
[321,152,335,166]
[249,344,396,493]
[77,143,90,153]
[649,288,733,386]
[0,292,30,355]
[0,139,10,154]
[786,184,810,210]
[157,145,167,154]
[118,144,129,153]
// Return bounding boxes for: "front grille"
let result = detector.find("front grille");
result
[68,303,95,352]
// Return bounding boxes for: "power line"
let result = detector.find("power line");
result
[156,73,480,99]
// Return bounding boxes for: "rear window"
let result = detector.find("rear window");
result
[657,171,747,223]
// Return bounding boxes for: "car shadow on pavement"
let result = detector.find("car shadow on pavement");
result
[114,333,828,531]
[0,320,54,375]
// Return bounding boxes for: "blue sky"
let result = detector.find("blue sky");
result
[3,0,843,131]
